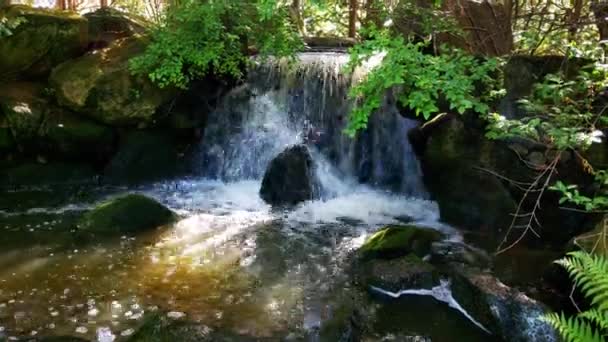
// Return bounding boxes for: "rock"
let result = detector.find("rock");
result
[50,36,175,126]
[39,109,114,161]
[430,240,492,269]
[103,131,178,184]
[79,194,175,234]
[0,5,88,80]
[451,266,558,342]
[359,225,444,260]
[358,254,441,291]
[0,82,47,147]
[0,162,96,187]
[0,81,114,160]
[84,7,147,48]
[418,114,520,232]
[259,144,319,206]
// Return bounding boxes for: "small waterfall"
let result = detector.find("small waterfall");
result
[199,52,428,198]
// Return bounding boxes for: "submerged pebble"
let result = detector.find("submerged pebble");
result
[167,311,186,319]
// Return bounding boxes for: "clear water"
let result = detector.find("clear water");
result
[0,52,488,341]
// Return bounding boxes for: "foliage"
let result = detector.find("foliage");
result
[0,15,26,38]
[129,0,302,88]
[512,0,601,55]
[551,169,608,212]
[344,29,499,135]
[544,251,608,342]
[486,67,608,150]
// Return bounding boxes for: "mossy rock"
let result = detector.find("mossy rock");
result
[0,5,87,80]
[360,225,444,260]
[359,254,441,291]
[0,162,96,187]
[103,131,178,184]
[39,108,114,160]
[50,36,175,126]
[0,82,47,145]
[79,194,175,234]
[85,7,148,47]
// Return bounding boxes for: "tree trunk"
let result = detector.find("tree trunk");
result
[364,0,383,29]
[0,0,10,8]
[567,0,584,41]
[290,0,305,35]
[100,0,107,7]
[592,0,608,41]
[348,0,358,38]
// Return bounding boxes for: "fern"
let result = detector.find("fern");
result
[544,251,608,342]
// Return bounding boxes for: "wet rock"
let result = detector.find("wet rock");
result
[85,7,147,48]
[39,109,114,161]
[79,193,175,234]
[358,254,441,291]
[50,36,175,126]
[0,81,113,160]
[0,162,96,187]
[0,5,88,80]
[103,131,178,184]
[0,82,47,147]
[450,266,558,342]
[359,225,444,260]
[259,144,319,206]
[419,114,519,232]
[430,240,492,269]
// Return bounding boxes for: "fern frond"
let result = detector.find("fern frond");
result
[558,251,608,311]
[543,312,604,342]
[579,309,608,331]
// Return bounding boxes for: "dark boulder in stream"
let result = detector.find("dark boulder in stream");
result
[259,144,319,206]
[450,266,558,342]
[79,193,175,234]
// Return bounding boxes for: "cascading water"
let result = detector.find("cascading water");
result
[199,52,429,199]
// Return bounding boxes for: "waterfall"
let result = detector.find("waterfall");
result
[199,52,429,199]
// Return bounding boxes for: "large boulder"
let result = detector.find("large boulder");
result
[50,36,174,126]
[451,266,558,342]
[84,7,147,48]
[0,5,88,80]
[259,144,319,206]
[79,194,175,234]
[359,225,444,260]
[103,131,178,184]
[0,82,47,148]
[357,254,441,291]
[39,109,115,161]
[0,81,114,160]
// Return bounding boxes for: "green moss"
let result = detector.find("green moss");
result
[79,194,175,234]
[50,54,103,110]
[0,5,87,80]
[49,36,175,126]
[360,225,444,259]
